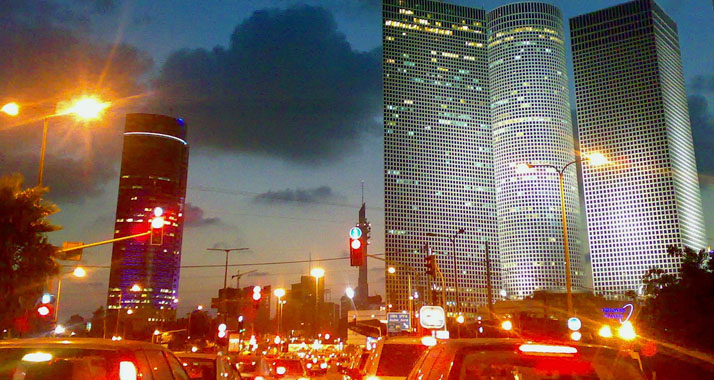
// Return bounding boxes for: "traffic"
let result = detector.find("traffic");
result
[3,304,713,380]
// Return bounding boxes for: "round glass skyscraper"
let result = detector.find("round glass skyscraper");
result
[487,2,584,298]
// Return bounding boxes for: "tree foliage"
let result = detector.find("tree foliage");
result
[0,174,61,333]
[641,245,714,351]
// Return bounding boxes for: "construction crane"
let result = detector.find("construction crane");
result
[231,270,257,289]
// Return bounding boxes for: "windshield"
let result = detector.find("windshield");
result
[0,347,119,380]
[376,344,428,377]
[272,359,304,375]
[448,348,646,380]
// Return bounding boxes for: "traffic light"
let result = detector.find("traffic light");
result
[150,207,164,246]
[349,227,364,267]
[425,255,437,278]
[238,315,245,333]
[217,323,228,346]
[252,286,262,309]
[37,304,53,318]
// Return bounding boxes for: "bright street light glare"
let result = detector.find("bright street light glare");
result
[1,102,19,116]
[64,96,110,120]
[72,267,87,278]
[387,267,396,274]
[587,152,609,166]
[311,268,325,278]
[274,288,286,298]
[130,284,142,292]
[345,287,355,299]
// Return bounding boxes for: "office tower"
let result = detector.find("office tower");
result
[487,2,584,298]
[383,0,497,316]
[571,0,706,297]
[107,113,189,324]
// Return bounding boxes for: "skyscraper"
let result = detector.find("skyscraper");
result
[487,3,584,298]
[107,113,189,323]
[383,0,497,315]
[571,0,706,297]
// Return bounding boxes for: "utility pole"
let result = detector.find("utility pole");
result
[207,248,249,289]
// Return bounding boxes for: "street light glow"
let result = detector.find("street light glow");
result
[587,152,609,166]
[274,288,286,298]
[1,102,19,116]
[310,268,325,278]
[345,287,355,299]
[72,267,87,278]
[130,284,142,292]
[62,96,110,120]
[387,266,396,274]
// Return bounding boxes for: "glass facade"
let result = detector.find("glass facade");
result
[106,113,189,320]
[571,0,706,298]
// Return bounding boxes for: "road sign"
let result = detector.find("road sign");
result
[419,306,445,329]
[387,312,411,333]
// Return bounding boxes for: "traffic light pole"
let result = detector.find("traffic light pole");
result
[58,231,151,253]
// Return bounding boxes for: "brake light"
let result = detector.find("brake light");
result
[518,344,577,356]
[255,377,265,380]
[22,352,53,362]
[276,366,287,375]
[306,363,312,369]
[320,362,328,369]
[501,320,513,331]
[119,361,138,380]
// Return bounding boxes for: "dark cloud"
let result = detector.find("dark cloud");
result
[151,5,381,163]
[0,0,152,202]
[253,186,335,205]
[0,152,117,204]
[689,93,714,182]
[184,202,221,227]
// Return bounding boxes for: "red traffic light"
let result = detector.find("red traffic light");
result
[37,305,52,317]
[252,292,261,301]
[350,239,361,250]
[349,226,364,267]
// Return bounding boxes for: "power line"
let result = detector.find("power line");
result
[79,253,385,269]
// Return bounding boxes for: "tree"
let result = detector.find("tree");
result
[0,174,61,335]
[641,245,714,352]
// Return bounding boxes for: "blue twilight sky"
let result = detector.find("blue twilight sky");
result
[0,0,712,321]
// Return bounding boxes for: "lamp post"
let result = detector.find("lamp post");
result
[426,228,465,316]
[54,267,86,325]
[310,268,325,338]
[274,288,286,335]
[387,266,415,331]
[115,284,142,338]
[207,247,250,289]
[517,152,609,315]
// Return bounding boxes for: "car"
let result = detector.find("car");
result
[0,337,191,380]
[176,352,241,380]
[269,357,309,380]
[406,338,649,380]
[233,355,273,380]
[352,336,431,380]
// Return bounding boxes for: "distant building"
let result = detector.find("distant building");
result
[106,114,189,328]
[282,276,339,337]
[571,0,706,297]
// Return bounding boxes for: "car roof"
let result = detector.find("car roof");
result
[0,338,168,351]
[175,353,218,359]
[380,336,426,345]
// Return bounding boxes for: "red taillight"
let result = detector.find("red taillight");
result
[119,361,138,380]
[518,344,577,356]
[276,366,287,375]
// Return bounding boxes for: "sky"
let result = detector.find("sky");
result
[1,0,713,322]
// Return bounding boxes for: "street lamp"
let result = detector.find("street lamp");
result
[274,288,286,335]
[517,152,610,315]
[425,228,466,315]
[207,247,250,289]
[116,284,143,337]
[54,266,87,324]
[1,102,19,116]
[310,268,325,337]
